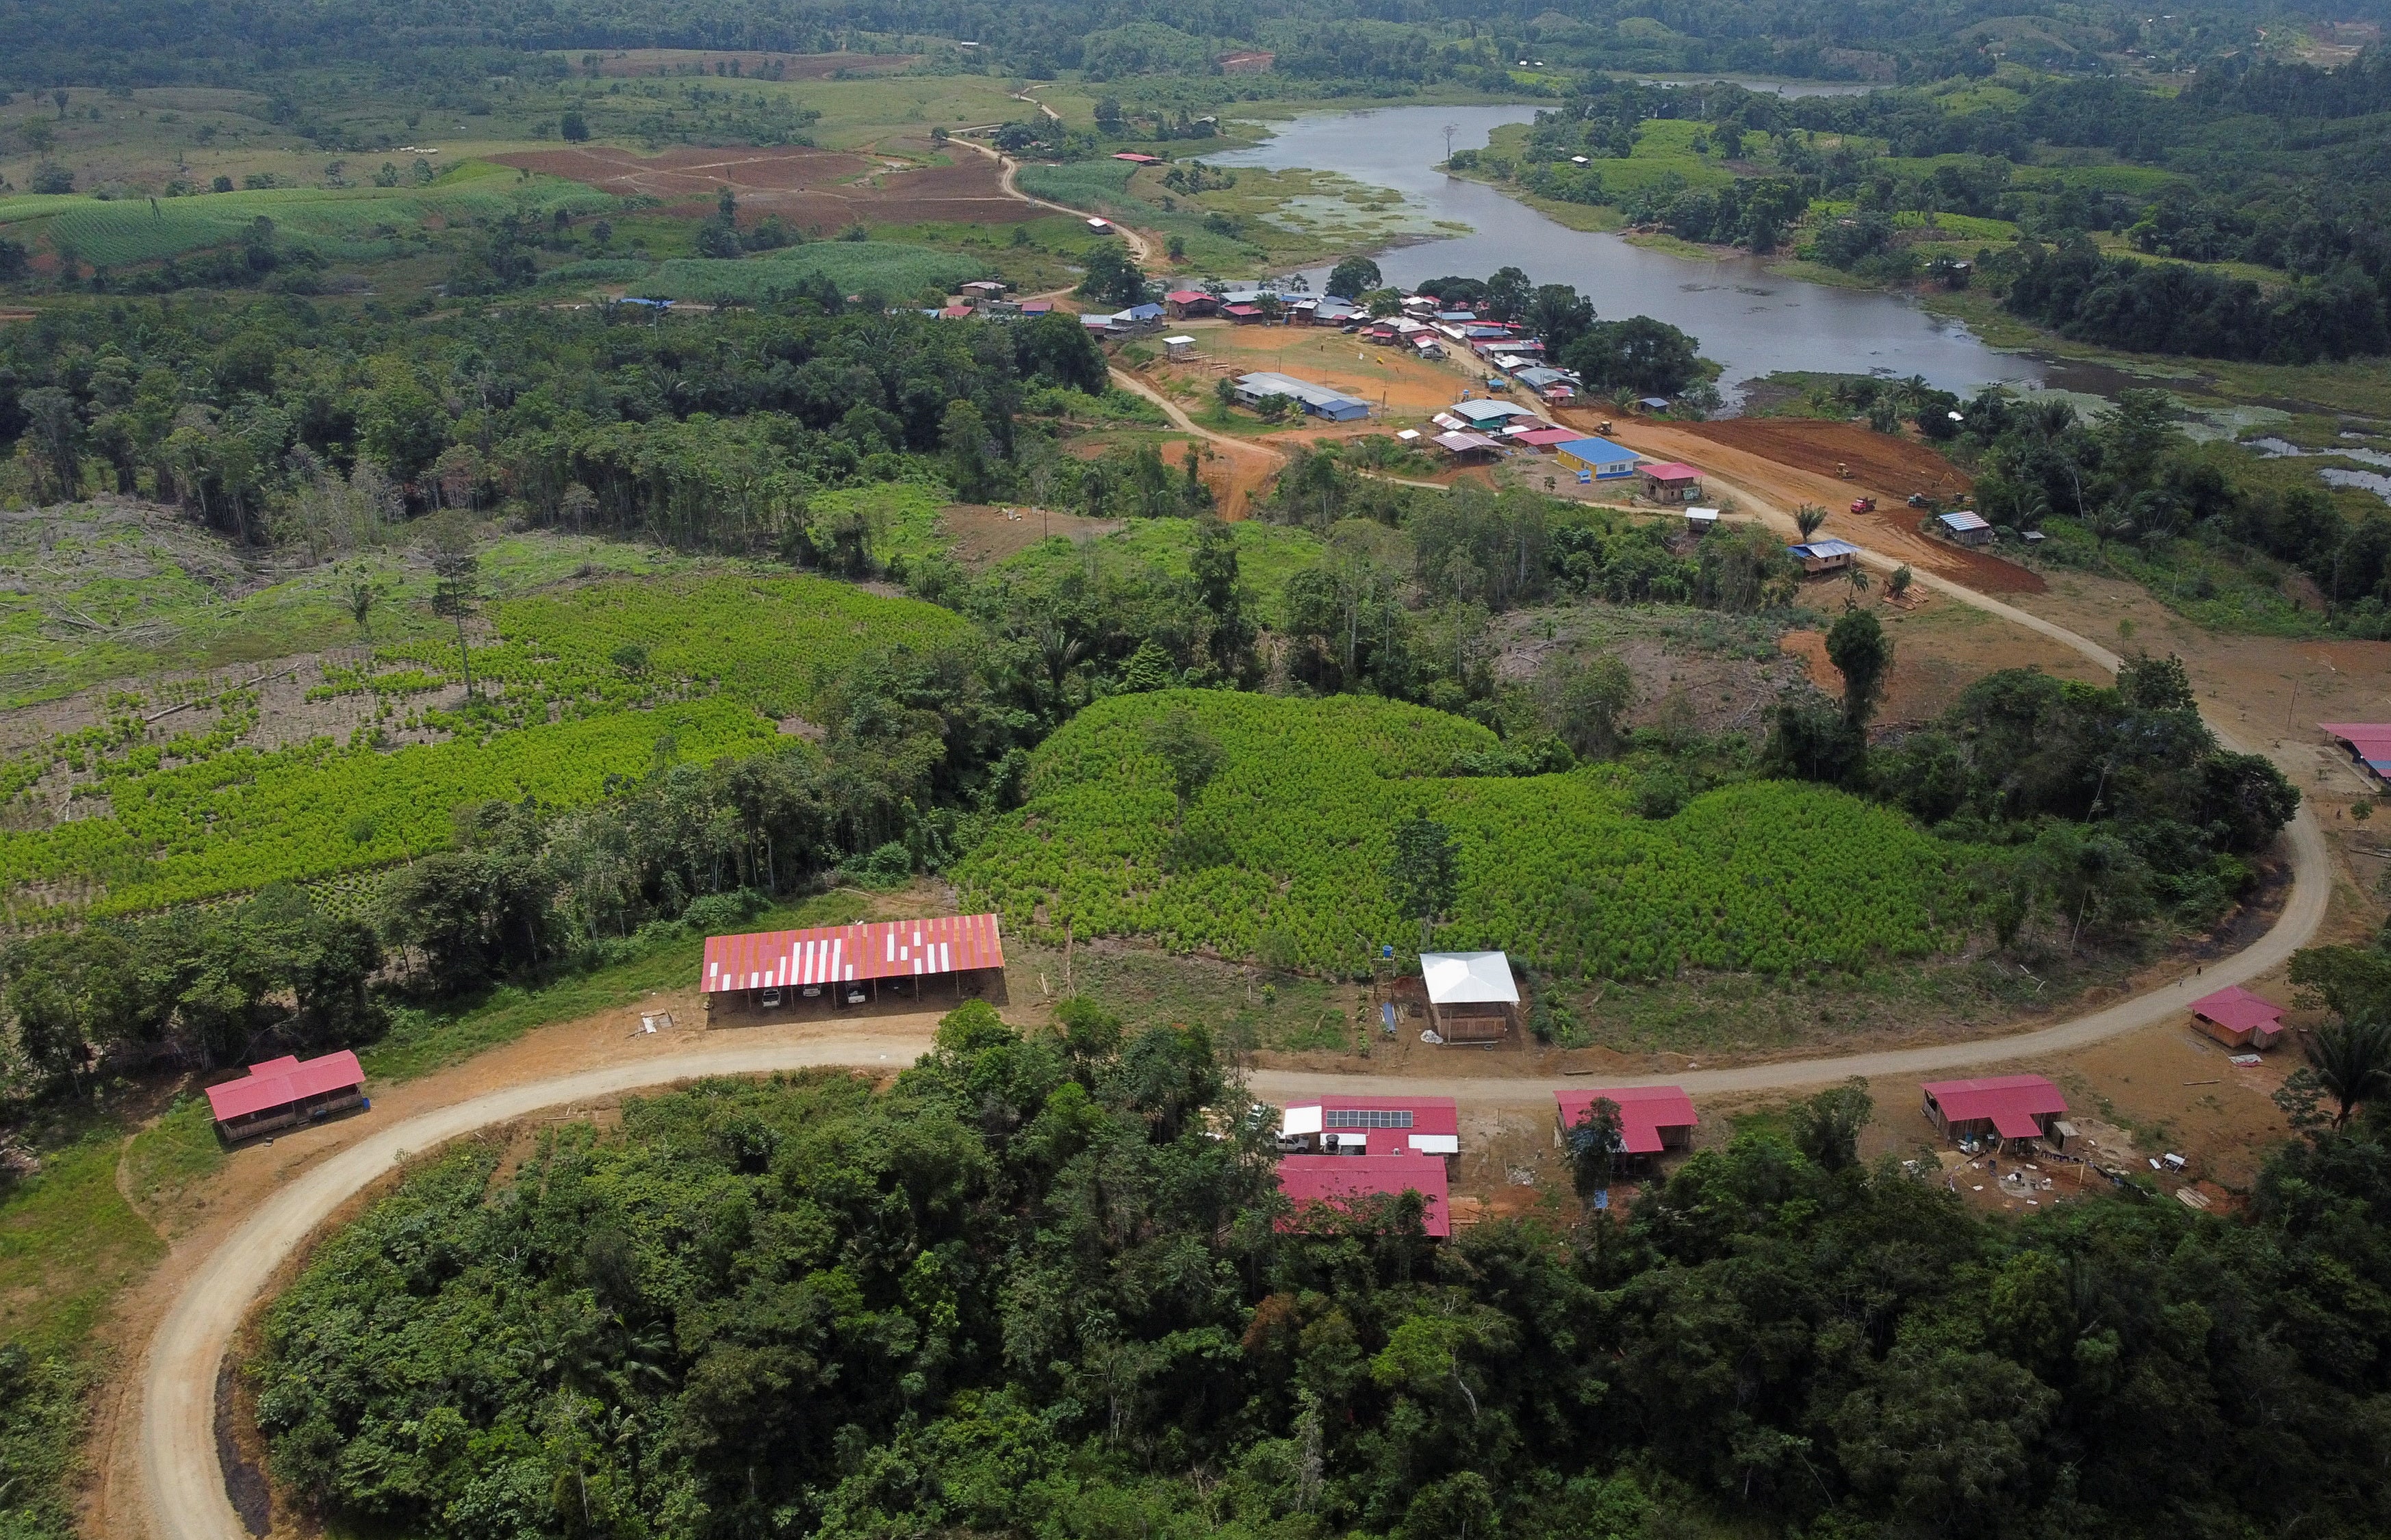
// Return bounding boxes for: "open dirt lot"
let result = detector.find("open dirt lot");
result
[494,144,1027,225]
[1781,592,2108,726]
[1580,413,2047,595]
[938,503,1122,567]
[1147,321,1473,424]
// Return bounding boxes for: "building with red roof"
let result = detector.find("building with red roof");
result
[1279,1094,1459,1157]
[1919,1075,2068,1150]
[702,914,1003,1016]
[2189,985,2286,1050]
[1112,153,1162,165]
[1641,463,1704,503]
[1164,290,1216,318]
[1554,1086,1698,1157]
[1277,1154,1450,1236]
[1509,426,1580,450]
[1222,303,1265,323]
[2321,723,2391,784]
[204,1051,366,1140]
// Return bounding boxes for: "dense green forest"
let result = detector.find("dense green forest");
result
[0,0,2328,88]
[247,998,2391,1540]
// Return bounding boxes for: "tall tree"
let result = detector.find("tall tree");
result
[426,515,481,700]
[1826,608,1892,730]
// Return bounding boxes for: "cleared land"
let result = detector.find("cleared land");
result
[494,142,1027,226]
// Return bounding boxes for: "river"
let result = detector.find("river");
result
[1209,103,2044,407]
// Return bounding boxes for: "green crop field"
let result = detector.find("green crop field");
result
[631,241,995,303]
[991,519,1325,611]
[0,573,967,918]
[0,162,611,268]
[394,570,971,718]
[956,691,1968,978]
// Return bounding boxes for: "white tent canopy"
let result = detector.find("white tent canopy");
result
[1420,951,1518,1005]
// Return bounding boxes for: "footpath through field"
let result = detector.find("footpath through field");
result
[133,147,2336,1540]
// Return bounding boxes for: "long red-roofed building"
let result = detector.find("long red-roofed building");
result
[2189,985,2286,1050]
[1554,1086,1698,1156]
[204,1051,366,1140]
[702,914,1003,1014]
[1919,1075,2068,1149]
[1277,1154,1450,1237]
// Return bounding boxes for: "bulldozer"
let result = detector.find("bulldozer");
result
[1836,460,1854,479]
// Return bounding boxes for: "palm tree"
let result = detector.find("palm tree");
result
[1844,565,1871,611]
[1795,504,1829,542]
[2307,1018,2391,1129]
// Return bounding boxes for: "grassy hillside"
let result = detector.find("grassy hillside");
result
[957,690,1967,977]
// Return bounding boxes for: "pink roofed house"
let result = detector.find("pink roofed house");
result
[1277,1153,1450,1237]
[1278,1094,1459,1157]
[2321,723,2391,783]
[2189,985,2286,1050]
[1554,1086,1698,1157]
[204,1051,366,1140]
[1919,1075,2068,1151]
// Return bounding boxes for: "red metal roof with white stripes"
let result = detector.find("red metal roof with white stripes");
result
[205,1051,364,1122]
[702,913,1003,992]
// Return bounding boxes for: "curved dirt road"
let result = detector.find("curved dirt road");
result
[136,163,2338,1540]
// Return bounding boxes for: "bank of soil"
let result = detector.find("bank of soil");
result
[1579,413,2047,595]
[494,142,1027,226]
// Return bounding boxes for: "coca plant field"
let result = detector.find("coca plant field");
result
[0,573,964,920]
[956,690,1974,979]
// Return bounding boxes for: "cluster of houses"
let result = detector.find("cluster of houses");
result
[1270,1069,2097,1238]
[930,280,1056,324]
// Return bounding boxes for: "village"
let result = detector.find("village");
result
[195,896,2378,1232]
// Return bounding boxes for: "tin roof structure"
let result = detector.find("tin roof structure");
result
[1277,1153,1451,1236]
[1921,1075,2067,1140]
[703,914,1003,992]
[1554,1086,1697,1155]
[205,1051,365,1124]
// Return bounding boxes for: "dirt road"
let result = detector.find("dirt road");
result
[945,133,1155,263]
[139,1025,941,1540]
[1105,367,1285,515]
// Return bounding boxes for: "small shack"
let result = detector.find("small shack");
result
[1112,152,1162,165]
[1448,398,1539,429]
[205,1051,366,1142]
[1556,436,1638,480]
[2189,985,2286,1050]
[1431,430,1504,461]
[1277,1154,1450,1237]
[1222,303,1265,324]
[703,914,1004,1016]
[2321,722,2391,784]
[1086,216,1112,232]
[1919,1075,2068,1151]
[1162,334,1199,361]
[1164,290,1216,318]
[1509,426,1580,452]
[1937,510,1993,546]
[961,280,1008,309]
[1789,538,1862,574]
[1420,951,1518,1042]
[1554,1086,1697,1164]
[1685,506,1721,535]
[1279,1095,1461,1157]
[1641,462,1704,503]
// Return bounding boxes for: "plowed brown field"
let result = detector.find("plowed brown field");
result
[496,145,1028,226]
[1674,416,1973,499]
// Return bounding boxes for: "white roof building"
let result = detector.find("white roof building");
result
[1421,951,1519,1005]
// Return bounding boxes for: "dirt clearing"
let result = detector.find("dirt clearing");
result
[494,144,1027,226]
[1782,594,2107,726]
[1583,413,2046,595]
[939,504,1123,567]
